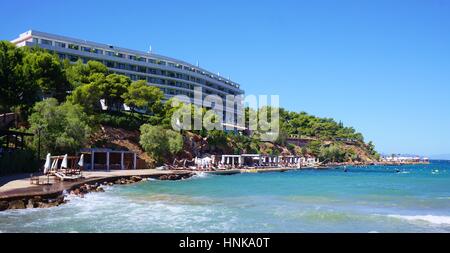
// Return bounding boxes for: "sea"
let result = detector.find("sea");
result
[1,161,449,233]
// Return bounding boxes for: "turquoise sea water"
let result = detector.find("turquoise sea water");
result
[1,161,450,233]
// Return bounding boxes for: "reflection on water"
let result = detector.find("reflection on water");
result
[1,161,450,232]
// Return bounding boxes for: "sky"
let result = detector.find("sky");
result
[1,0,449,156]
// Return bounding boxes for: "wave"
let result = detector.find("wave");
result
[387,214,450,225]
[192,172,210,179]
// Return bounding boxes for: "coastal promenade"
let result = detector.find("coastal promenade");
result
[0,167,297,200]
[0,169,193,202]
[0,167,302,208]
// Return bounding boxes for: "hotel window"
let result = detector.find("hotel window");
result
[137,57,146,62]
[129,55,137,61]
[105,51,114,57]
[114,52,124,58]
[138,66,146,73]
[148,59,156,64]
[32,38,39,44]
[55,41,66,48]
[106,61,115,68]
[139,75,146,81]
[157,60,166,66]
[68,44,79,50]
[117,63,126,69]
[81,46,92,52]
[41,39,52,46]
[93,49,103,55]
[129,65,137,71]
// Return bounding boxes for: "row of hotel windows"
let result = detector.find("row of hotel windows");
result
[57,53,237,96]
[113,70,229,100]
[33,37,240,89]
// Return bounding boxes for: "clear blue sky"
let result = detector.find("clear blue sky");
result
[1,0,450,156]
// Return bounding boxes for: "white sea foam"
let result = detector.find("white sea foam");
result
[193,172,210,178]
[387,214,450,225]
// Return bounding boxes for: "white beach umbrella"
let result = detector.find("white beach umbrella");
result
[51,157,58,170]
[78,154,84,167]
[202,157,211,166]
[61,154,68,169]
[43,153,51,174]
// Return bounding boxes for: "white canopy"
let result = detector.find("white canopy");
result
[61,154,68,169]
[43,153,51,174]
[78,154,84,167]
[51,156,59,170]
[196,157,212,166]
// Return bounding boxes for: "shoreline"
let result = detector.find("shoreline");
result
[0,161,431,212]
[0,169,194,211]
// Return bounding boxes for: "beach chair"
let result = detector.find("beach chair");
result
[30,173,40,185]
[54,171,82,181]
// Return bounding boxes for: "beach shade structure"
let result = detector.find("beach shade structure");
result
[51,156,59,171]
[61,154,68,169]
[203,157,212,166]
[43,153,51,174]
[78,154,84,167]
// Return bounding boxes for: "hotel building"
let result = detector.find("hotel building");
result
[11,30,244,125]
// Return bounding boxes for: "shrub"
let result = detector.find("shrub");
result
[139,124,183,164]
[28,98,91,158]
[0,149,40,176]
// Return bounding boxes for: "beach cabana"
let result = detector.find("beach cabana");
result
[220,155,242,167]
[79,148,137,171]
[240,154,262,167]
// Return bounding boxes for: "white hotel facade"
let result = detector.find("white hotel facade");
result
[11,30,244,125]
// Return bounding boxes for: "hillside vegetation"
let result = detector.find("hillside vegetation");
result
[0,40,380,170]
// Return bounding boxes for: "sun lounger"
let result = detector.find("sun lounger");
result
[54,171,82,181]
